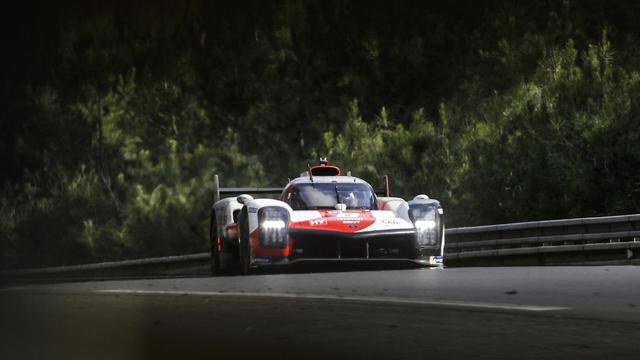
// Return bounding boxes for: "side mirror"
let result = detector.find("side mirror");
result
[237,194,254,204]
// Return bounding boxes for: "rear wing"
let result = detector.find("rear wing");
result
[213,174,392,203]
[213,175,283,203]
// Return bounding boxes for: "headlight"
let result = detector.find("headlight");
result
[261,220,286,230]
[258,207,290,248]
[409,205,440,246]
[414,220,436,230]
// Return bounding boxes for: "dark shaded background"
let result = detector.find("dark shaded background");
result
[2,0,640,268]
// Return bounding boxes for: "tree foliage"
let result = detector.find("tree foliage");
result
[2,1,640,267]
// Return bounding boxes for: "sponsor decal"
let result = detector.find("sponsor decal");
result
[290,210,375,233]
[248,207,258,213]
[253,256,272,264]
[429,256,444,265]
[380,218,400,225]
[336,212,362,219]
[309,219,328,226]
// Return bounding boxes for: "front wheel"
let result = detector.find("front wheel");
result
[209,209,221,276]
[238,207,251,275]
[210,237,222,276]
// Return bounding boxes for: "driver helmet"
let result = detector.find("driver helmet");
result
[344,192,357,207]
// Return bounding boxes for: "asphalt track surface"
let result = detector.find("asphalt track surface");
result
[1,266,639,359]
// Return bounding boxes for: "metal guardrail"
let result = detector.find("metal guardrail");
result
[2,214,639,280]
[445,214,640,265]
[0,253,210,280]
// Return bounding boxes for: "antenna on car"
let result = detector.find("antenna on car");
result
[307,162,314,183]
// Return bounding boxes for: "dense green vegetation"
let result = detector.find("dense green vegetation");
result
[2,0,640,268]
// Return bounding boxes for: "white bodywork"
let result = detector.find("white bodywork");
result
[212,197,243,239]
[211,172,445,271]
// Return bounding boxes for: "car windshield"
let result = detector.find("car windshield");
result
[286,183,377,210]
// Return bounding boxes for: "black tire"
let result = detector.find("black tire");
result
[238,206,251,275]
[210,239,221,276]
[210,209,221,276]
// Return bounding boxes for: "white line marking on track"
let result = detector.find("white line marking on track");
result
[96,289,570,312]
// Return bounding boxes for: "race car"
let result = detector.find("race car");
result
[209,159,445,275]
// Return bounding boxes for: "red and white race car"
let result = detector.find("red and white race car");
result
[209,159,444,275]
